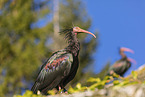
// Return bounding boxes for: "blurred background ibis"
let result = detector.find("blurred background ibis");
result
[107,47,135,77]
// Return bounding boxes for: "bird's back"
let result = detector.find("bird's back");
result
[107,59,131,76]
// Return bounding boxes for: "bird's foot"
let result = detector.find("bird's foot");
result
[58,86,63,93]
[58,87,68,93]
[63,88,68,93]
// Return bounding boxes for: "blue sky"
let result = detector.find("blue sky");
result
[84,0,145,76]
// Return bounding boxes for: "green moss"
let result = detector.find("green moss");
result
[14,90,44,97]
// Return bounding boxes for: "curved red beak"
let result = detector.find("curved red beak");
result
[120,47,134,54]
[73,27,96,38]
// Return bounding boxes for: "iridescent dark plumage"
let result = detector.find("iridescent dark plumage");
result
[107,47,135,76]
[31,27,96,95]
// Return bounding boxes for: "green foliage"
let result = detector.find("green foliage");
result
[14,90,44,97]
[15,70,145,96]
[0,0,52,96]
[87,77,101,83]
[47,89,57,95]
[68,83,87,93]
[68,71,144,94]
[87,76,113,90]
[129,67,145,81]
[110,71,142,89]
[131,71,138,79]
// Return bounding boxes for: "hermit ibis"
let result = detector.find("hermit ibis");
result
[31,27,96,94]
[107,47,135,77]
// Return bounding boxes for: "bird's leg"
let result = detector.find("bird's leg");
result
[58,86,61,90]
[60,85,67,93]
[63,88,68,93]
[57,85,68,93]
[58,85,63,93]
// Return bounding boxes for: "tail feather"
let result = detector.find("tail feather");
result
[31,82,40,94]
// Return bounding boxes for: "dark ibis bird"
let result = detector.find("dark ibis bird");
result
[31,27,96,95]
[107,47,135,77]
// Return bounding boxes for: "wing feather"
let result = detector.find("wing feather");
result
[31,51,73,94]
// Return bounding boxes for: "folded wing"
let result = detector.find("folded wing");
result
[31,51,73,94]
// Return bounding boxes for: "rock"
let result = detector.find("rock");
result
[107,84,145,97]
[47,84,145,97]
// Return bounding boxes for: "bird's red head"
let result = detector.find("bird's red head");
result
[120,47,136,64]
[73,27,96,38]
[120,47,134,54]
